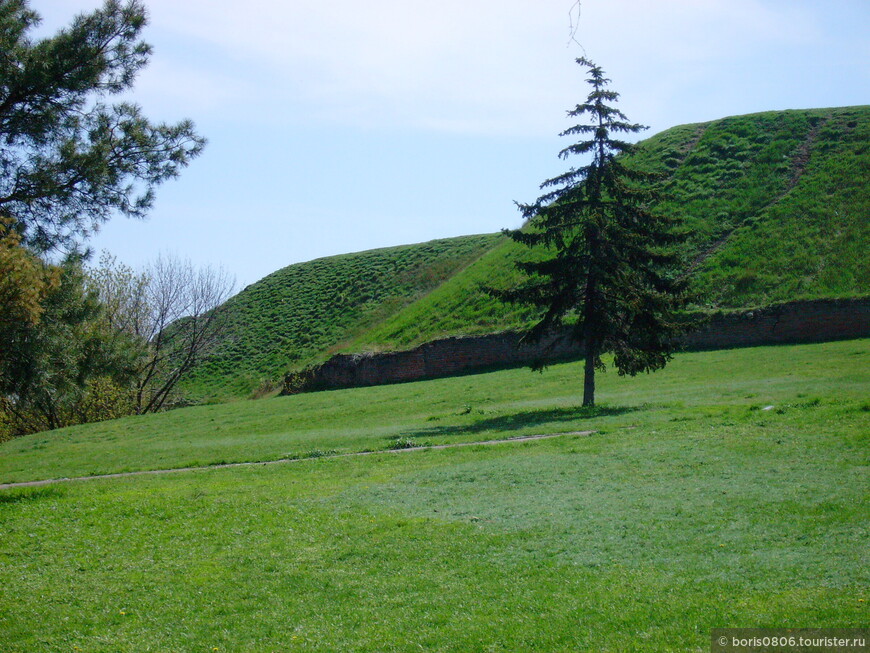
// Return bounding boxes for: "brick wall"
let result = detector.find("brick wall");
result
[283,298,869,393]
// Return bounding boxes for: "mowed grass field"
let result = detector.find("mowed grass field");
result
[1,340,868,651]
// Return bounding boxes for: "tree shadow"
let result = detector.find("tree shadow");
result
[404,404,639,439]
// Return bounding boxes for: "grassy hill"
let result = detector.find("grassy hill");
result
[189,106,869,399]
[181,234,501,401]
[348,106,869,352]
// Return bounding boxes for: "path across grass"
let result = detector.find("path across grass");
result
[0,431,593,490]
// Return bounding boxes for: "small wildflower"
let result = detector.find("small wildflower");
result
[119,610,126,615]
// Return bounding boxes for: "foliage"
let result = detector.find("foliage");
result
[493,58,694,406]
[0,250,233,437]
[0,407,11,442]
[0,340,866,651]
[0,257,139,435]
[0,0,204,252]
[0,218,60,386]
[74,375,136,423]
[0,0,207,434]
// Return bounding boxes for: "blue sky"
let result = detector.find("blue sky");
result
[36,0,870,287]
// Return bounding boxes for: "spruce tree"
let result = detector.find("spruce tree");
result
[495,57,693,407]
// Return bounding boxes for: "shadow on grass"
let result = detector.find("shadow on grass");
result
[405,404,639,438]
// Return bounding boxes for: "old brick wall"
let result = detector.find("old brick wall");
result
[284,298,869,393]
[680,299,870,350]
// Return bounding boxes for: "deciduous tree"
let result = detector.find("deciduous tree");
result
[0,256,138,434]
[90,253,235,413]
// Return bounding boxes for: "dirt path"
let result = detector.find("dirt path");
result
[0,430,594,491]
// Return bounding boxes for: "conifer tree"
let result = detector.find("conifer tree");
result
[494,57,694,407]
[0,0,205,252]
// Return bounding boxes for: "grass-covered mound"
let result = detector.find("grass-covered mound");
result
[181,234,500,401]
[348,106,869,352]
[184,106,868,398]
[1,339,867,650]
[641,106,869,307]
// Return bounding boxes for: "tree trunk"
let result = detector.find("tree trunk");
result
[582,339,596,407]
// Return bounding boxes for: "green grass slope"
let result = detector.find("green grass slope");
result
[185,106,868,398]
[344,234,531,348]
[182,234,501,401]
[348,106,869,352]
[1,340,867,650]
[690,108,869,305]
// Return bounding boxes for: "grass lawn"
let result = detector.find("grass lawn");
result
[1,340,867,485]
[0,340,867,651]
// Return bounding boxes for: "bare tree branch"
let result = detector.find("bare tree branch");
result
[90,253,235,413]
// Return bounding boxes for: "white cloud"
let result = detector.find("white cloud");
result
[32,0,863,136]
[142,0,576,133]
[577,0,818,61]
